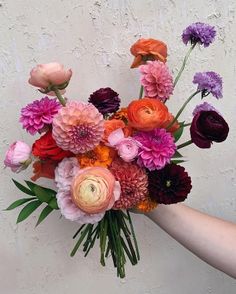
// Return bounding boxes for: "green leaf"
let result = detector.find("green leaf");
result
[25,181,57,197]
[173,123,184,143]
[12,179,35,196]
[171,159,186,164]
[173,150,183,158]
[48,198,59,210]
[34,186,53,203]
[5,197,37,210]
[17,200,42,224]
[36,205,53,227]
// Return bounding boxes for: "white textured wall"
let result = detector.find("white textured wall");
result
[0,0,236,293]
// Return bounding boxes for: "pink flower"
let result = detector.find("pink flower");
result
[20,97,61,135]
[29,62,72,91]
[108,128,139,162]
[55,157,80,191]
[52,101,104,154]
[140,60,174,101]
[4,141,32,173]
[134,128,176,171]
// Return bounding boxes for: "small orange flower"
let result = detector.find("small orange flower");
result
[136,197,158,213]
[111,108,129,123]
[130,38,167,68]
[31,160,57,181]
[103,119,132,143]
[77,144,116,168]
[127,98,170,131]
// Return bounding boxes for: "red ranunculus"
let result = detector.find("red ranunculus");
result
[190,110,229,148]
[32,130,73,161]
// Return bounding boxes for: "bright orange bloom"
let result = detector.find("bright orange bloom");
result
[130,38,167,68]
[136,197,158,213]
[77,144,116,168]
[127,98,171,131]
[103,119,132,143]
[31,160,57,181]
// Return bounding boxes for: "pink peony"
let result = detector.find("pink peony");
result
[52,101,104,154]
[4,141,32,173]
[20,97,61,135]
[140,60,174,101]
[107,128,139,162]
[134,128,176,171]
[28,62,72,91]
[55,160,120,224]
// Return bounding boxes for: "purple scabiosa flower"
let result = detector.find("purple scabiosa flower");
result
[182,22,216,47]
[192,102,219,116]
[20,96,61,135]
[134,128,176,171]
[148,163,192,204]
[193,71,223,98]
[88,87,121,115]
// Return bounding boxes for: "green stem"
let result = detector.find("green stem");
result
[174,43,196,87]
[183,123,191,127]
[139,85,144,99]
[177,140,192,150]
[167,90,200,130]
[53,86,66,106]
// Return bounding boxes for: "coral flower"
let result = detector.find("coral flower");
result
[109,159,148,209]
[52,101,104,154]
[127,98,170,131]
[31,160,58,182]
[110,108,129,124]
[103,119,132,142]
[77,144,116,168]
[140,60,174,101]
[130,38,167,68]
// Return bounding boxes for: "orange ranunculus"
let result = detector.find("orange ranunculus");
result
[77,144,116,168]
[130,38,167,68]
[103,119,132,142]
[127,98,170,131]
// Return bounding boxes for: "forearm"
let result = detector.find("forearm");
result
[146,203,236,279]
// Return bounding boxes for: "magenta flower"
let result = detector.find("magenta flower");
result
[134,128,176,171]
[20,97,61,135]
[140,61,173,101]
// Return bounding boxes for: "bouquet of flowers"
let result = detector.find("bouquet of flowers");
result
[4,22,229,278]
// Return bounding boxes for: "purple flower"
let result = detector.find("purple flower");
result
[193,71,223,99]
[134,128,176,171]
[182,22,216,47]
[192,102,220,116]
[20,96,61,135]
[88,87,121,115]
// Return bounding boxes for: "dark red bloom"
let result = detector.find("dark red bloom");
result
[88,87,120,115]
[190,110,229,148]
[31,160,57,181]
[148,163,192,204]
[32,130,73,161]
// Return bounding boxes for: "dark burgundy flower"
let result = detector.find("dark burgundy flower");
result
[148,163,192,204]
[190,110,229,148]
[88,87,120,115]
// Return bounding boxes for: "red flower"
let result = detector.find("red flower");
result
[32,130,73,161]
[31,160,57,181]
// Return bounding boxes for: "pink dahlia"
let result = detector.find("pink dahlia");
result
[20,96,61,135]
[134,128,176,171]
[109,159,148,209]
[140,60,174,101]
[52,101,104,154]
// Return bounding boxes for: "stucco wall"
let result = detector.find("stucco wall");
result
[0,0,236,293]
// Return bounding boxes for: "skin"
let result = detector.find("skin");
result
[145,203,236,279]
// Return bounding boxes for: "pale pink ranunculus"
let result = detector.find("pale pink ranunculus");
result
[107,128,139,162]
[4,141,32,173]
[71,167,121,214]
[28,62,72,90]
[116,137,140,162]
